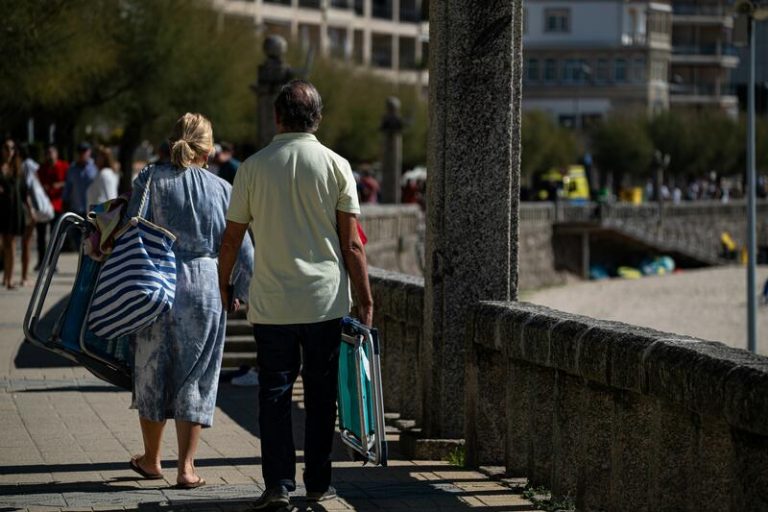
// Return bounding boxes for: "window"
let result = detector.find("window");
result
[595,58,610,82]
[399,37,417,70]
[544,8,570,33]
[371,33,393,68]
[328,26,348,59]
[527,58,540,81]
[563,59,589,83]
[632,58,646,82]
[615,58,627,82]
[544,59,557,81]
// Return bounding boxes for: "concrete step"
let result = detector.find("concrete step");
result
[226,319,251,336]
[221,352,258,368]
[224,335,256,352]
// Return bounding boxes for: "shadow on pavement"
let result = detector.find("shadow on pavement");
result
[0,457,263,477]
[18,385,121,393]
[14,295,75,368]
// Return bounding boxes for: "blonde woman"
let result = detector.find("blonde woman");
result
[127,113,252,489]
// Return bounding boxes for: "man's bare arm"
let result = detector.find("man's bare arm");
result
[337,211,373,326]
[219,220,249,311]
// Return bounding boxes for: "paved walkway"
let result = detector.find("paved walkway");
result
[0,253,538,511]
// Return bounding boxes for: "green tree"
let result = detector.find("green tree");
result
[590,113,654,188]
[520,110,581,187]
[649,110,741,179]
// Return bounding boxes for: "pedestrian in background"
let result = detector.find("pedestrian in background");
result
[215,142,240,185]
[0,139,33,289]
[62,142,97,250]
[219,80,372,510]
[19,144,40,285]
[37,145,68,269]
[127,113,252,490]
[87,145,120,207]
[63,142,98,217]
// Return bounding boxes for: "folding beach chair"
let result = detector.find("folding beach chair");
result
[24,212,132,390]
[337,316,387,466]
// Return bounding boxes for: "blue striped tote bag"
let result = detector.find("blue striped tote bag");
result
[87,168,177,339]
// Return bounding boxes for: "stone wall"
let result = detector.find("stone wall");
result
[465,301,768,511]
[368,267,425,425]
[359,205,423,276]
[361,201,768,292]
[519,205,568,289]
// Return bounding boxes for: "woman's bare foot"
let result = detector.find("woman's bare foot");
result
[177,462,204,487]
[129,454,163,479]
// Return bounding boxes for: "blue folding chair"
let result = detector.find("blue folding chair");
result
[337,316,387,466]
[24,212,132,390]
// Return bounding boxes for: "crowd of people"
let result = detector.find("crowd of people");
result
[0,139,120,289]
[0,137,245,291]
[644,172,768,204]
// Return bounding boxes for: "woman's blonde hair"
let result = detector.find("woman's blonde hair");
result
[169,113,213,168]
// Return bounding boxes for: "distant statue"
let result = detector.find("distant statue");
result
[380,97,404,203]
[251,36,295,149]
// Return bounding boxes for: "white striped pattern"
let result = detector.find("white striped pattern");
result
[88,218,177,340]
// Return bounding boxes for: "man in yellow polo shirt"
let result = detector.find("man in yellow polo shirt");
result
[218,80,373,509]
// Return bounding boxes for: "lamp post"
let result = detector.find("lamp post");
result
[735,1,768,353]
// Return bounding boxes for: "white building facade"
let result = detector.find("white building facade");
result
[522,0,674,125]
[670,0,739,116]
[212,0,429,85]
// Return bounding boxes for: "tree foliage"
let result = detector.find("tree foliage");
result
[590,113,654,186]
[520,110,581,185]
[1,0,428,176]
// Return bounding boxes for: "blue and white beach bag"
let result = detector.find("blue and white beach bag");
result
[87,168,177,339]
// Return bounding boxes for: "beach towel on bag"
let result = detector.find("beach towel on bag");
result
[87,167,177,339]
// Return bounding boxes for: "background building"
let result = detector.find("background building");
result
[669,0,739,116]
[522,0,673,126]
[732,20,768,114]
[212,0,429,85]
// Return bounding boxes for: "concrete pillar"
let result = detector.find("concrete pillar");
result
[381,97,403,203]
[423,0,523,438]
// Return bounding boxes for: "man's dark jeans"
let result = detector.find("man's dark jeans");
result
[253,318,342,493]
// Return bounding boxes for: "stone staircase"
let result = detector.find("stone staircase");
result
[222,310,257,369]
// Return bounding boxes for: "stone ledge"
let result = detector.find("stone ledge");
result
[360,204,423,218]
[469,301,768,436]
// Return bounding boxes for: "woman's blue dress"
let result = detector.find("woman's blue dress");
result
[126,163,252,427]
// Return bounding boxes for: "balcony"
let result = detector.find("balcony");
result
[672,3,734,26]
[672,43,739,67]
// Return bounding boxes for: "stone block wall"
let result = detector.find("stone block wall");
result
[359,205,423,276]
[518,220,568,290]
[368,267,425,424]
[465,301,768,511]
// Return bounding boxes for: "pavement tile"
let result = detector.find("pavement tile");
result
[0,254,537,512]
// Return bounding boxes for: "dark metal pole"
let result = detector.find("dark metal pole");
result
[747,14,758,353]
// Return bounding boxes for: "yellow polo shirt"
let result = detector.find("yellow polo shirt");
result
[226,132,360,325]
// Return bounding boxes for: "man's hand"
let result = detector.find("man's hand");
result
[358,303,374,327]
[218,220,249,311]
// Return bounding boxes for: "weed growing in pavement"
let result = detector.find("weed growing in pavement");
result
[522,484,576,511]
[445,445,466,467]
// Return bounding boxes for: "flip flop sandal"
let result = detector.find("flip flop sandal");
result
[129,457,164,480]
[173,476,206,490]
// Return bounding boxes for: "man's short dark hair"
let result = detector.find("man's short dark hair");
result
[274,80,323,133]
